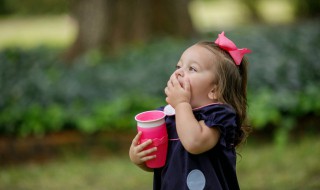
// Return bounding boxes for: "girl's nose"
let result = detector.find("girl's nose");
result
[175,68,184,77]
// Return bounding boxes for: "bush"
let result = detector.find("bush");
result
[242,21,320,144]
[0,21,319,137]
[0,39,187,136]
[244,22,320,131]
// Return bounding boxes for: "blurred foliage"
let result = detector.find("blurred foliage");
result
[0,0,319,20]
[0,38,186,136]
[242,21,320,144]
[0,0,69,15]
[0,21,320,138]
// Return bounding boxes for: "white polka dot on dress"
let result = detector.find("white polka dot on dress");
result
[186,169,206,190]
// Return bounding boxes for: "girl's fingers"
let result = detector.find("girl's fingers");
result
[165,96,170,104]
[138,147,157,157]
[167,78,173,88]
[169,74,178,87]
[183,78,191,91]
[141,154,156,162]
[139,147,157,162]
[171,74,178,84]
[144,147,157,155]
[130,132,158,164]
[131,131,142,146]
[171,75,183,88]
[136,139,153,152]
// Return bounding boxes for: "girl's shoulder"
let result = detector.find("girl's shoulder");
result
[193,103,237,129]
[193,103,236,115]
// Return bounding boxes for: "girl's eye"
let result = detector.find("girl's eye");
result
[175,65,181,70]
[189,67,197,72]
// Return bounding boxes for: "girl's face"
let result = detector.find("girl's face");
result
[173,44,218,108]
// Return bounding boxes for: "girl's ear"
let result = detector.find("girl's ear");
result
[208,85,218,100]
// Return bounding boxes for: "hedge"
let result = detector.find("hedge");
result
[0,20,319,137]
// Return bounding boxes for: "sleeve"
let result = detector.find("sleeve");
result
[157,106,165,111]
[194,104,238,148]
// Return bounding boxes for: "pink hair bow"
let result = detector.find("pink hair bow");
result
[214,31,251,65]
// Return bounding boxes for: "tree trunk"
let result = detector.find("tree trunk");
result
[293,0,320,19]
[64,0,195,61]
[242,0,263,23]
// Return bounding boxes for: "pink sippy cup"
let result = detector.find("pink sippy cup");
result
[135,110,168,168]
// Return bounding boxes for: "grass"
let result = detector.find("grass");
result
[237,136,320,190]
[0,155,153,190]
[1,136,319,190]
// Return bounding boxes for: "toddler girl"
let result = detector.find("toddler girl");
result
[129,32,251,190]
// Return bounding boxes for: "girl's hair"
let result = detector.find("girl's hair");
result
[197,41,251,147]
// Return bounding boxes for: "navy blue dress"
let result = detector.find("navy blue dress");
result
[154,103,240,190]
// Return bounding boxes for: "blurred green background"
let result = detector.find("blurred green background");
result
[0,0,320,189]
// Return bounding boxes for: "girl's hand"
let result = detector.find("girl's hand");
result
[165,74,191,108]
[129,131,157,167]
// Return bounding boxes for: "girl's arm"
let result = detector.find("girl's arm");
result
[175,102,220,154]
[165,75,220,154]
